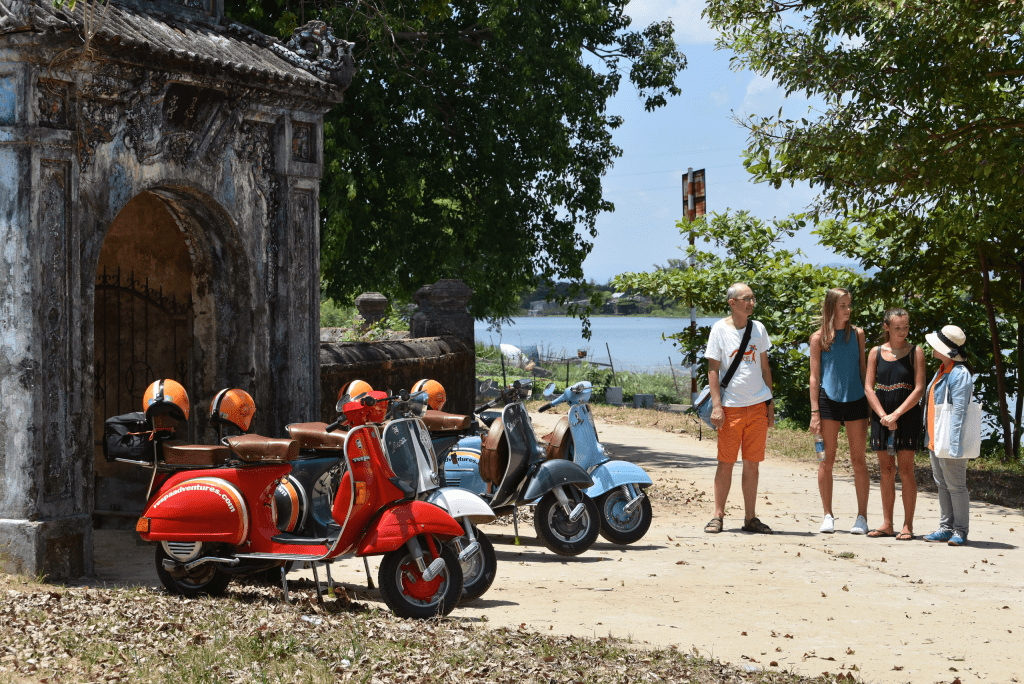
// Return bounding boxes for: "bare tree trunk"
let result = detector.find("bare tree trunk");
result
[979,246,1014,459]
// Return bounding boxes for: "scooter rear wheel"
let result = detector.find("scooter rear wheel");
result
[456,528,496,603]
[597,489,653,545]
[533,489,599,556]
[379,536,464,619]
[155,545,231,598]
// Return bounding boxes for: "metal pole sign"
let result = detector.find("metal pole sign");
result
[683,168,706,404]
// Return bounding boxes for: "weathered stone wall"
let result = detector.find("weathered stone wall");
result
[319,337,475,421]
[0,0,354,576]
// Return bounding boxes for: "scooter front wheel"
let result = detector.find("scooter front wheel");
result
[455,528,496,603]
[598,489,653,545]
[155,545,231,598]
[533,489,599,556]
[379,536,464,619]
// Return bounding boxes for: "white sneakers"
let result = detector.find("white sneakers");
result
[819,514,869,534]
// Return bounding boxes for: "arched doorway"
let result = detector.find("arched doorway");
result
[92,192,195,529]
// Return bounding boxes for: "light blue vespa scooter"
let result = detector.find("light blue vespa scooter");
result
[537,381,654,544]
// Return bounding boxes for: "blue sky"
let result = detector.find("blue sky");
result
[584,0,837,284]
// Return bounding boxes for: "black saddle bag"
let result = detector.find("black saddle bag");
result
[103,412,152,462]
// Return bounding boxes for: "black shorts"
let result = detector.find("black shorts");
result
[819,388,869,425]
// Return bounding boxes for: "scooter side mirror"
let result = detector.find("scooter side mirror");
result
[543,383,556,398]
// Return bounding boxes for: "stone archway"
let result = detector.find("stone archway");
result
[89,185,258,531]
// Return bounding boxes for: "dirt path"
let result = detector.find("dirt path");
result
[93,411,1024,684]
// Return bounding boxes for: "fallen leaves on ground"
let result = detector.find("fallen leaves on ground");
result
[0,574,831,684]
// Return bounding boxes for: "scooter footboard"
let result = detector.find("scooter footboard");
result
[585,461,653,498]
[522,460,594,502]
[357,501,465,555]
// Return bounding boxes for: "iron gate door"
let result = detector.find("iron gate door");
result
[93,267,193,524]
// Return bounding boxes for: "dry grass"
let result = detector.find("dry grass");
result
[0,573,837,684]
[526,400,711,440]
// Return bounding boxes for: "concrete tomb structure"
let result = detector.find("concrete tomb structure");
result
[0,0,354,577]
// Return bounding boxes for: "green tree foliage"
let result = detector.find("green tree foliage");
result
[227,0,686,326]
[703,0,1024,457]
[615,211,861,418]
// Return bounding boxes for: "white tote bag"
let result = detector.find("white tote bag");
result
[933,398,982,459]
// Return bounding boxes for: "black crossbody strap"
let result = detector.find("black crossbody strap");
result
[721,320,754,389]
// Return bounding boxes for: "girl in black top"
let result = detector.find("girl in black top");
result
[863,308,927,540]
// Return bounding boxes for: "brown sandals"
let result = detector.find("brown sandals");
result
[741,517,773,534]
[704,517,723,534]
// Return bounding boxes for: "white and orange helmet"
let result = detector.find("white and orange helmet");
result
[210,388,256,433]
[338,379,373,402]
[143,379,190,422]
[412,379,446,411]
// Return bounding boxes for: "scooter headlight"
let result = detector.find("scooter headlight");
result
[409,391,429,417]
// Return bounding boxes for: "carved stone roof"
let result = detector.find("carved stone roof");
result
[0,0,355,99]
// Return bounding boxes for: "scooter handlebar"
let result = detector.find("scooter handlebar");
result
[474,396,501,414]
[537,402,553,413]
[324,418,344,433]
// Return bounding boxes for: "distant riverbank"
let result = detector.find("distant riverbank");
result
[475,316,718,374]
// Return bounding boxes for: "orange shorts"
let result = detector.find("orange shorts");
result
[717,403,769,464]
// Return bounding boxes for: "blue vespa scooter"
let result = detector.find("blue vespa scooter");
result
[536,381,654,544]
[437,380,601,556]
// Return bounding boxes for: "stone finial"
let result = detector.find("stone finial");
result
[410,279,474,348]
[354,292,389,329]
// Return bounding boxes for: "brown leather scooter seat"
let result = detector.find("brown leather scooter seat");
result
[422,410,472,432]
[161,441,230,466]
[478,418,508,486]
[225,434,299,463]
[540,416,571,460]
[286,422,346,450]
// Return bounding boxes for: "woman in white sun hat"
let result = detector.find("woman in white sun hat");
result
[922,325,975,547]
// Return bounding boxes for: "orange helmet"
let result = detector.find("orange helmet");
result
[210,388,256,433]
[338,379,373,402]
[143,379,190,422]
[412,379,446,411]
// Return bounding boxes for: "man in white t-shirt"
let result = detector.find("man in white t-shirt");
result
[703,282,775,534]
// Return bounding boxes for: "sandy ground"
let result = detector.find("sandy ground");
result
[92,410,1024,684]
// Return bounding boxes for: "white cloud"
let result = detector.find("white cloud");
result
[708,85,729,106]
[626,0,718,45]
[740,74,788,117]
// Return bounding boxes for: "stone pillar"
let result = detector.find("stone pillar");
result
[0,63,92,579]
[354,292,389,330]
[411,279,474,350]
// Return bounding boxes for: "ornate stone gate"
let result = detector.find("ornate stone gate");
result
[0,0,355,576]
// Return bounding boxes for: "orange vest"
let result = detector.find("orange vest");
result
[926,363,953,451]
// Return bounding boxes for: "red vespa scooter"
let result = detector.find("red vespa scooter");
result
[134,380,466,619]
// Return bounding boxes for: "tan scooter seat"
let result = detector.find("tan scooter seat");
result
[161,441,230,466]
[286,422,347,450]
[422,410,472,432]
[225,434,299,463]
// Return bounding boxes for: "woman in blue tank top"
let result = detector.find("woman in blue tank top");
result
[809,288,870,536]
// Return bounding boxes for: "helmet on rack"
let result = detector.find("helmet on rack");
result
[338,379,373,402]
[412,379,446,411]
[142,379,190,422]
[209,388,256,433]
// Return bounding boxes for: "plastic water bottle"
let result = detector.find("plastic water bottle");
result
[814,435,825,461]
[887,433,896,456]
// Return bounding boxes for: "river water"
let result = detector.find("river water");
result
[474,316,720,375]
